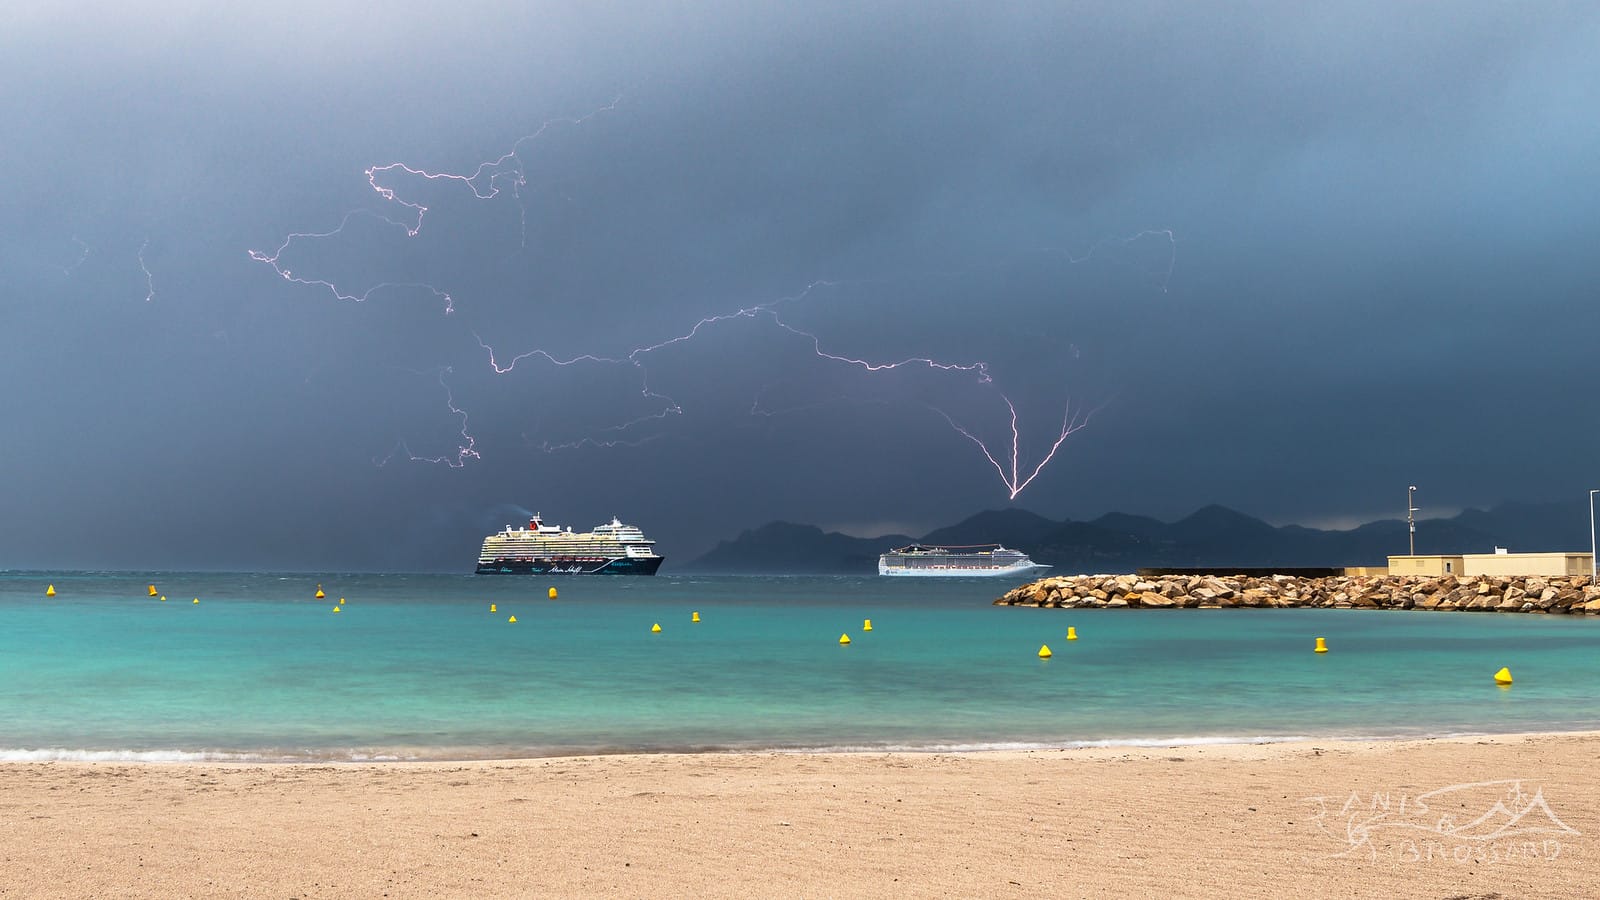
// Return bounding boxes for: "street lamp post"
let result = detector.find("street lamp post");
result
[1408,485,1419,556]
[1590,489,1598,586]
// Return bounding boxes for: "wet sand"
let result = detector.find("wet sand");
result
[1,732,1596,898]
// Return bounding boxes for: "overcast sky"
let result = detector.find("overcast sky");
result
[4,1,1598,570]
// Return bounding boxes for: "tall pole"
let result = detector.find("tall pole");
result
[1408,485,1418,556]
[1590,489,1597,586]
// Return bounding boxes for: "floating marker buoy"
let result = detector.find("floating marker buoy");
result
[1494,667,1513,685]
[692,611,700,623]
[1038,644,1053,659]
[1314,637,1328,653]
[45,585,56,597]
[490,603,497,613]
[193,598,199,604]
[1066,626,1077,641]
[863,618,872,631]
[548,587,558,600]
[315,586,325,599]
[339,598,345,605]
[508,615,517,623]
[652,623,662,633]
[332,606,341,613]
[839,633,851,645]
[159,595,166,602]
[148,584,158,596]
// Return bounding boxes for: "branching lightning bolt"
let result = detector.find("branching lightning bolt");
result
[138,238,155,302]
[472,274,1097,497]
[247,97,622,312]
[364,94,622,245]
[251,97,1169,498]
[248,210,456,313]
[1047,228,1177,293]
[933,397,1100,500]
[374,368,479,468]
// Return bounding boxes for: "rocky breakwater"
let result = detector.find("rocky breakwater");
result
[995,573,1600,614]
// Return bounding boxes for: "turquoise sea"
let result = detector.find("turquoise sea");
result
[2,571,1598,761]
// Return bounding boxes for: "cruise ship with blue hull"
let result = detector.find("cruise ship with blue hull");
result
[476,514,664,575]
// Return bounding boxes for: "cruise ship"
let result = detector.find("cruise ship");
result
[878,543,1048,577]
[476,514,664,575]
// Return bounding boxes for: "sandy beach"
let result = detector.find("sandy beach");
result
[0,732,1593,898]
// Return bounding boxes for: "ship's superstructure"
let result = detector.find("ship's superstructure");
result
[476,514,663,575]
[877,543,1047,577]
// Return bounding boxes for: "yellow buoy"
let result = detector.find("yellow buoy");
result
[1314,637,1328,653]
[548,587,558,600]
[1066,626,1077,641]
[339,598,346,605]
[1038,644,1053,659]
[508,615,517,623]
[692,611,701,623]
[863,618,872,631]
[652,623,662,633]
[148,584,158,596]
[192,598,199,604]
[332,606,341,613]
[46,585,56,597]
[1494,667,1513,685]
[490,603,497,613]
[839,633,851,645]
[159,595,166,602]
[315,586,325,599]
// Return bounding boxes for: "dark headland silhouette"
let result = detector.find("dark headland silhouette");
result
[679,501,1593,575]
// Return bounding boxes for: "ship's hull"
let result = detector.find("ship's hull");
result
[476,556,664,575]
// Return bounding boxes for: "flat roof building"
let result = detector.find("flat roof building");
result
[1460,551,1593,579]
[1386,555,1464,577]
[1388,551,1594,578]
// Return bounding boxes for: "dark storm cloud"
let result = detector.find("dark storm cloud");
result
[3,1,1598,570]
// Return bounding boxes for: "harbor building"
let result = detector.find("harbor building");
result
[1388,551,1593,578]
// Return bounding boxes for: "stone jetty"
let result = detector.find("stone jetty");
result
[995,572,1600,614]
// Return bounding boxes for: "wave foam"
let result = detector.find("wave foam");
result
[786,735,1317,753]
[0,748,262,763]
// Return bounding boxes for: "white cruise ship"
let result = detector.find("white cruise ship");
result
[476,514,663,575]
[878,543,1047,577]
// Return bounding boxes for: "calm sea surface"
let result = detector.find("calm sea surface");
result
[2,571,1597,761]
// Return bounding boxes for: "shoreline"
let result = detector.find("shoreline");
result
[8,723,1600,764]
[3,723,1600,759]
[3,728,1597,766]
[5,731,1596,897]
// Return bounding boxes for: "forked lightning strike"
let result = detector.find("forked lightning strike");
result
[249,99,1169,496]
[934,397,1098,500]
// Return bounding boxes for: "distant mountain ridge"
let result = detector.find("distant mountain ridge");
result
[680,501,1593,574]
